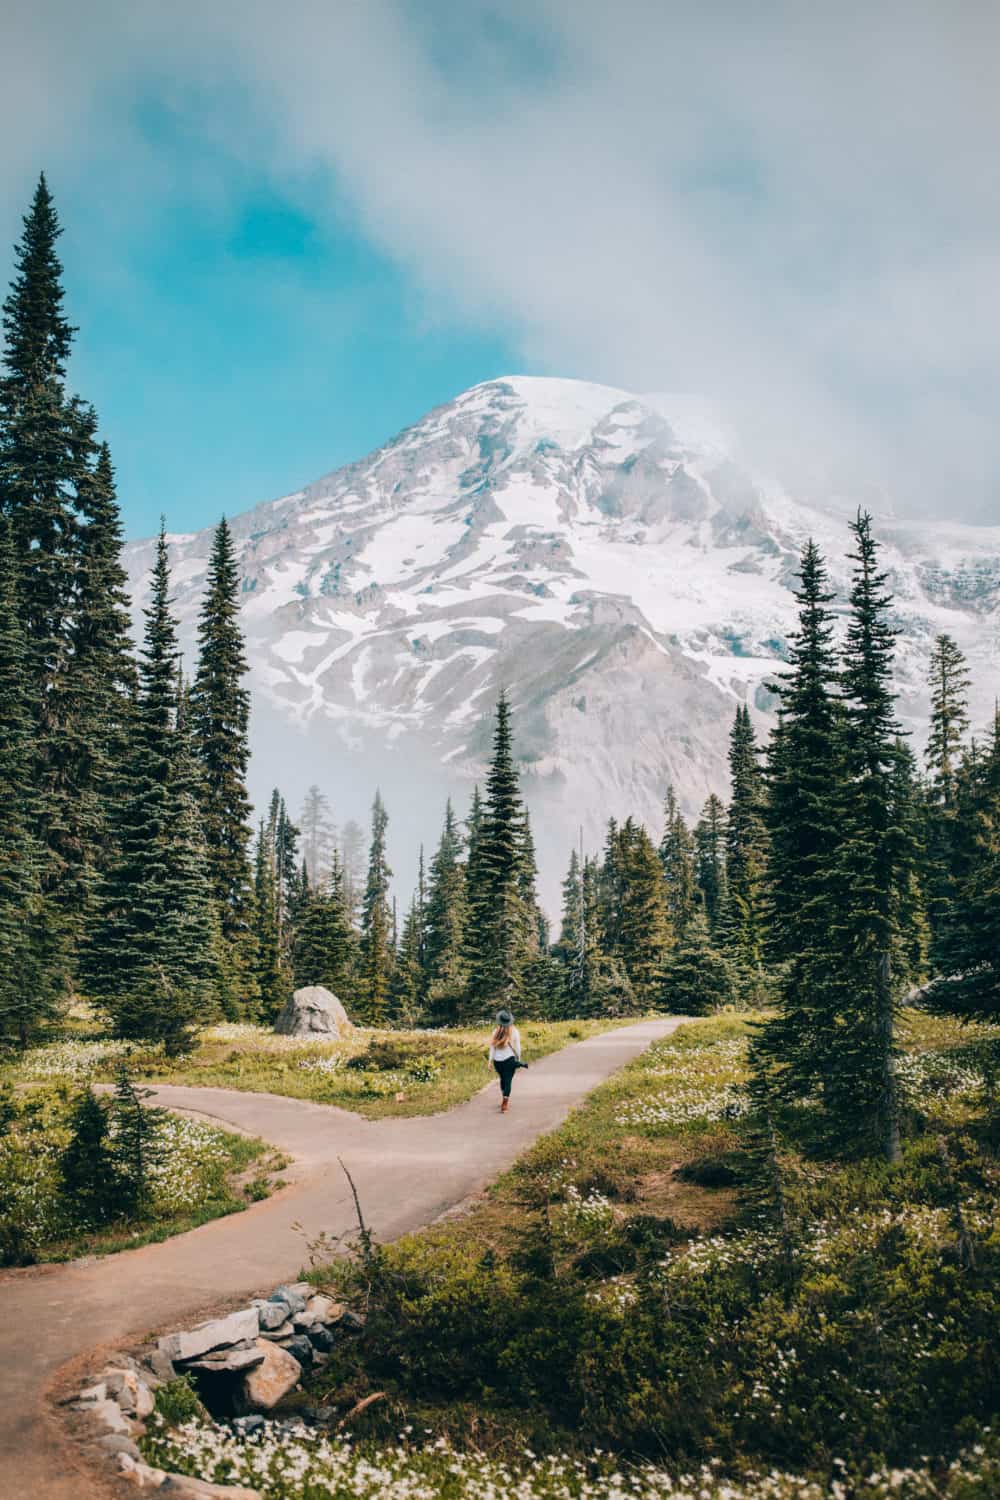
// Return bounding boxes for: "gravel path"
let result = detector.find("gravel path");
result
[0,1017,685,1496]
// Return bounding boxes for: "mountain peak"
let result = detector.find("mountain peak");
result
[124,377,1000,907]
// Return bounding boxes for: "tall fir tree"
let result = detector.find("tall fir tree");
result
[556,847,583,960]
[927,710,1000,1023]
[359,791,394,1023]
[0,177,119,953]
[191,517,255,1009]
[292,850,357,1000]
[662,907,734,1015]
[925,634,971,804]
[465,693,539,1014]
[890,740,929,988]
[518,807,547,952]
[597,817,625,958]
[390,882,428,1026]
[339,817,365,926]
[694,794,727,935]
[71,441,138,862]
[0,176,79,671]
[253,815,287,1022]
[0,518,60,1044]
[723,704,768,999]
[424,800,469,1023]
[659,785,698,937]
[923,634,972,968]
[752,540,844,1099]
[85,527,215,1052]
[558,847,634,1018]
[300,785,337,887]
[615,818,672,1008]
[823,513,917,1160]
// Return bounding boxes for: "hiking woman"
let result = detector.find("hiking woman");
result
[488,1009,522,1114]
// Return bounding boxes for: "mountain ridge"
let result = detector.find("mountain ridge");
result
[124,375,1000,903]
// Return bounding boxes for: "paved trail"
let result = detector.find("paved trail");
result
[0,1018,684,1499]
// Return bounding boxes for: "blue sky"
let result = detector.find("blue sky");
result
[3,1,998,535]
[7,131,531,539]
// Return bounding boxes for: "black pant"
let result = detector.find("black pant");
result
[494,1056,519,1098]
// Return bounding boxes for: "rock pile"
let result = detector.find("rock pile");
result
[68,1280,364,1494]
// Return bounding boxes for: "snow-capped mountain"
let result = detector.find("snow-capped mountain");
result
[124,376,1000,896]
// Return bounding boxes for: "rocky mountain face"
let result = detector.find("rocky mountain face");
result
[124,376,1000,903]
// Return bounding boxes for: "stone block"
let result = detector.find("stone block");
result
[159,1308,259,1364]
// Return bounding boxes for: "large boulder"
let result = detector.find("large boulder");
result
[273,986,354,1039]
[239,1341,301,1412]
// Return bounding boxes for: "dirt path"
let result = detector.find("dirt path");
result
[0,1017,684,1497]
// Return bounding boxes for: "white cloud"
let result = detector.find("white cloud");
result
[4,0,1000,519]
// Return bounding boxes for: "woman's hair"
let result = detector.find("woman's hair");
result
[491,1023,512,1048]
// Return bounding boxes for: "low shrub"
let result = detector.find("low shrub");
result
[0,1082,268,1264]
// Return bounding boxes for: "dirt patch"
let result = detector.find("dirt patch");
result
[634,1168,736,1232]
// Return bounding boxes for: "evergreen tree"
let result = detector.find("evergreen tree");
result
[134,672,218,1051]
[359,791,394,1023]
[292,850,357,1000]
[390,889,428,1026]
[723,705,768,998]
[694,794,727,935]
[597,818,624,957]
[59,1088,115,1227]
[752,540,843,1096]
[561,851,635,1018]
[465,694,538,1014]
[754,525,918,1160]
[71,442,137,865]
[253,816,287,1022]
[925,634,971,804]
[86,527,215,1052]
[191,517,255,1002]
[424,800,469,1024]
[927,711,1000,1023]
[0,177,111,949]
[555,847,583,961]
[923,635,972,967]
[0,518,60,1044]
[890,739,930,988]
[339,817,365,925]
[662,908,734,1015]
[108,1068,165,1219]
[0,176,79,673]
[830,512,915,1160]
[659,785,698,937]
[273,793,300,946]
[616,818,672,1007]
[519,807,547,952]
[300,785,337,887]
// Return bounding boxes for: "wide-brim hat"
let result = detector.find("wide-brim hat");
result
[496,1009,513,1025]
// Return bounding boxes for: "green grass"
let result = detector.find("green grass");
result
[284,1006,999,1476]
[4,1014,630,1118]
[0,1081,285,1266]
[138,1006,1000,1498]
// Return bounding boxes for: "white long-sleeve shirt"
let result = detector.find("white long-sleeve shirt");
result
[489,1025,521,1063]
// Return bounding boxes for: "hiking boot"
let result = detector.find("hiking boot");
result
[501,1096,509,1114]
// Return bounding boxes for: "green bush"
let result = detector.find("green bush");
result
[311,1129,999,1472]
[153,1375,206,1426]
